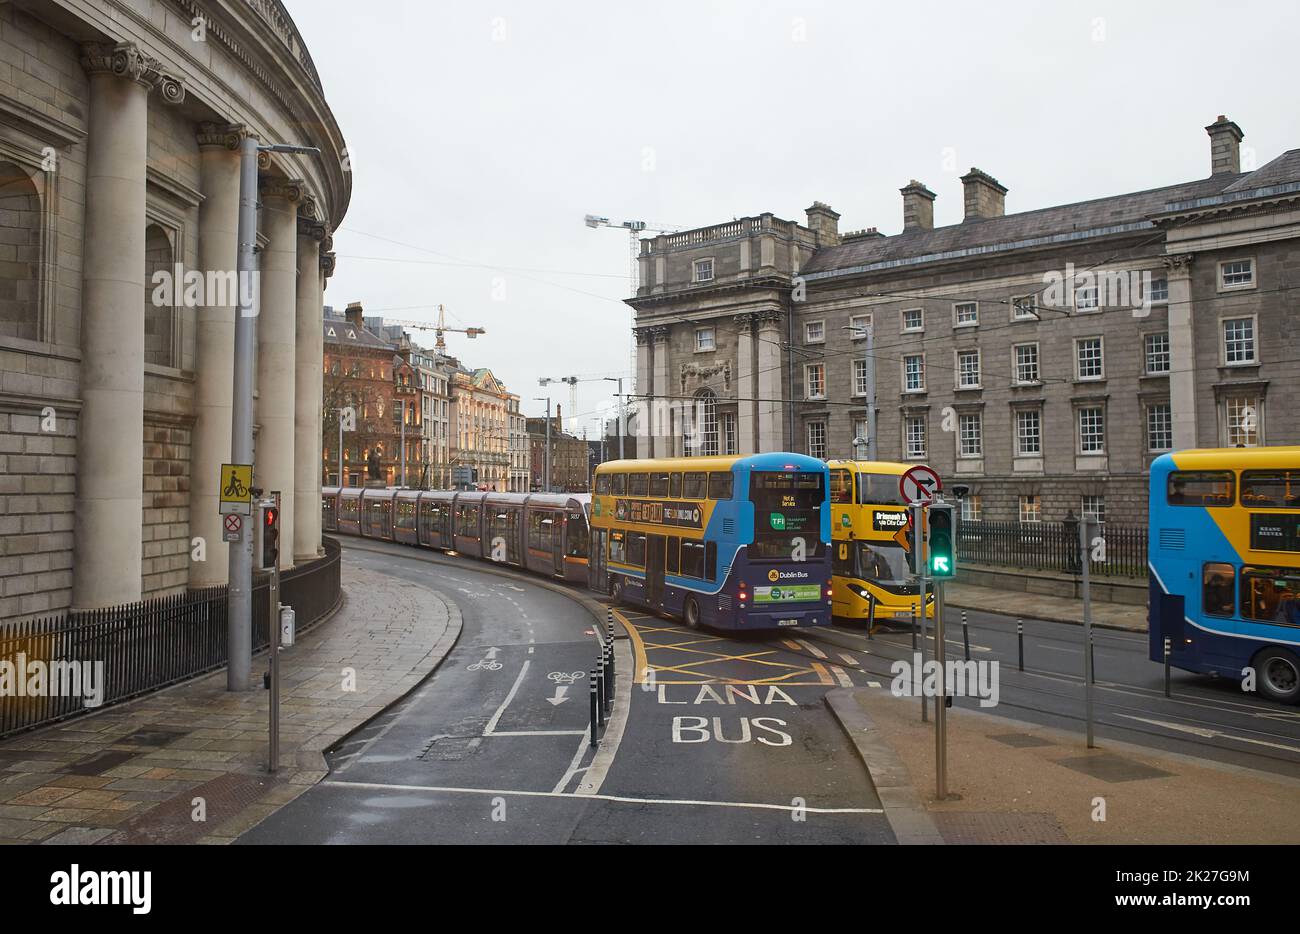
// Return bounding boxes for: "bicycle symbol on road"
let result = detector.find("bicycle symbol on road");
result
[547,671,586,685]
[467,659,503,672]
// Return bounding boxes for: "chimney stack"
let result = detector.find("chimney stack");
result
[1205,115,1244,176]
[805,202,841,246]
[345,301,364,327]
[960,168,1007,221]
[899,180,936,231]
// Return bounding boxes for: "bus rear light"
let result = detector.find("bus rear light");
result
[825,587,833,598]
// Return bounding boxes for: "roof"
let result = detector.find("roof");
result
[323,319,393,350]
[1223,149,1300,192]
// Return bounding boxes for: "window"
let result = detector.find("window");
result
[956,349,981,389]
[610,473,626,495]
[1074,283,1098,312]
[628,472,649,496]
[649,471,670,496]
[954,302,978,327]
[1167,470,1234,507]
[1219,259,1254,290]
[721,413,737,455]
[1147,403,1173,452]
[694,259,714,283]
[1145,332,1170,374]
[626,532,647,568]
[830,469,853,504]
[455,504,480,537]
[680,539,705,578]
[1077,406,1105,454]
[960,495,982,522]
[608,530,626,565]
[1019,495,1041,523]
[805,321,825,343]
[807,421,827,460]
[669,472,682,497]
[1222,317,1256,364]
[958,413,982,457]
[1241,470,1300,508]
[903,354,925,392]
[805,363,826,400]
[852,359,869,397]
[1148,277,1168,303]
[854,418,867,451]
[682,471,706,499]
[1082,495,1106,524]
[1240,567,1300,625]
[1014,343,1039,384]
[1075,337,1104,380]
[901,308,924,332]
[905,416,926,458]
[666,536,680,574]
[1012,295,1038,320]
[1015,409,1041,456]
[707,471,733,500]
[595,474,611,495]
[1202,563,1235,618]
[695,327,716,352]
[688,389,719,456]
[1225,395,1260,447]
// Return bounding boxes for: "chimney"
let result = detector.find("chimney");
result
[1205,115,1244,176]
[805,202,841,246]
[899,180,936,231]
[345,301,364,327]
[960,168,1007,221]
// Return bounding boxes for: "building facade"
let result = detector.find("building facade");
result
[0,0,348,620]
[527,415,589,492]
[507,396,530,492]
[449,366,514,491]
[629,117,1300,524]
[322,304,404,487]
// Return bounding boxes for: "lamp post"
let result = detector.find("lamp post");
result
[533,396,551,492]
[602,376,625,460]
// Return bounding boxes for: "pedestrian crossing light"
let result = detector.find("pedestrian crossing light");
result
[260,503,280,570]
[927,503,956,578]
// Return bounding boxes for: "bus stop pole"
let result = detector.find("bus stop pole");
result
[1080,516,1095,749]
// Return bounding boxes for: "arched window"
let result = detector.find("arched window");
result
[144,223,173,366]
[686,389,719,457]
[0,162,41,341]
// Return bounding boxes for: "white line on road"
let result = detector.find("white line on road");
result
[796,638,827,659]
[484,660,530,735]
[830,665,854,688]
[1115,714,1300,754]
[839,653,858,666]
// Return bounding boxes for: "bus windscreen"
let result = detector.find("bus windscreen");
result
[749,471,825,560]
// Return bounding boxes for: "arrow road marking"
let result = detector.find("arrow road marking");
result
[1115,714,1300,754]
[547,686,569,706]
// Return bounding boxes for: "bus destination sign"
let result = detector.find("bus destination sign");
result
[614,499,704,529]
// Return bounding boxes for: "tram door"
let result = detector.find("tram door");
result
[646,534,665,606]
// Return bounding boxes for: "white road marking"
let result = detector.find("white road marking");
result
[484,660,530,735]
[839,653,858,666]
[321,779,883,814]
[867,681,882,689]
[486,730,587,737]
[575,631,633,797]
[829,665,854,688]
[795,638,827,659]
[1115,715,1300,754]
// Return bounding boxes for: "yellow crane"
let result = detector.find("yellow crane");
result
[387,304,484,353]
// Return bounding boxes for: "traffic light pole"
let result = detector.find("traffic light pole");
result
[934,554,947,800]
[1080,515,1096,749]
[910,500,927,723]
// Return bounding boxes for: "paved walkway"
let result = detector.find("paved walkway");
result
[0,564,459,845]
[827,688,1300,844]
[945,581,1147,631]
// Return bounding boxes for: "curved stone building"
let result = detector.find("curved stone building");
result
[0,0,349,618]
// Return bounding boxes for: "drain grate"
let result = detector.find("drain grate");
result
[933,811,1070,844]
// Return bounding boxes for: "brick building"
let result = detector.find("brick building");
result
[629,116,1300,524]
[527,414,589,492]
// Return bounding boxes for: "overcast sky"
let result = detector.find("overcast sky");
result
[289,0,1300,429]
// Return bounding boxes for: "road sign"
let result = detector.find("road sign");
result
[893,521,911,552]
[222,513,242,542]
[900,465,942,505]
[219,462,253,515]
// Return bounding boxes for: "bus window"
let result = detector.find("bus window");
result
[706,541,717,580]
[1241,471,1300,508]
[670,473,682,498]
[1240,567,1300,625]
[611,473,627,496]
[707,471,733,500]
[683,472,706,499]
[667,536,680,573]
[858,473,906,506]
[830,469,853,504]
[1169,471,1235,507]
[834,541,853,576]
[629,473,649,496]
[595,474,611,495]
[609,530,626,564]
[626,532,647,567]
[1202,563,1235,617]
[681,540,705,578]
[649,472,670,497]
[749,470,826,561]
[858,542,910,584]
[565,511,588,557]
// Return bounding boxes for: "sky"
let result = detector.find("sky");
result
[288,0,1300,430]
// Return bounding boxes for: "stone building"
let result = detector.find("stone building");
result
[449,366,515,492]
[629,116,1300,524]
[507,395,530,492]
[0,0,348,620]
[527,414,589,492]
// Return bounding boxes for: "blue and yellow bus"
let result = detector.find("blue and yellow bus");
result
[1148,446,1300,703]
[590,453,833,630]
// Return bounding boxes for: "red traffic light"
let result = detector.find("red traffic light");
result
[264,507,278,526]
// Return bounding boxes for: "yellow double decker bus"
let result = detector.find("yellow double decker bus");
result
[826,460,933,623]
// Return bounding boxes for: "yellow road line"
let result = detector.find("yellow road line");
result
[810,662,834,686]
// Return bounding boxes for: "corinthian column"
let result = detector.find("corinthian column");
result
[1164,254,1198,449]
[756,310,783,452]
[189,123,246,587]
[73,43,183,609]
[256,177,302,569]
[294,210,326,561]
[651,326,670,457]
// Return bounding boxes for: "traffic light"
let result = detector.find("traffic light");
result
[926,503,956,578]
[260,503,280,570]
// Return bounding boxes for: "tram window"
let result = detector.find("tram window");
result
[565,511,588,557]
[341,498,358,517]
[649,472,670,497]
[708,472,733,500]
[670,473,682,498]
[830,469,853,504]
[1169,471,1235,507]
[1202,563,1236,618]
[397,501,416,529]
[629,473,649,496]
[681,540,705,578]
[456,505,480,536]
[611,473,626,496]
[683,472,706,499]
[595,474,611,495]
[609,531,626,565]
[666,536,680,574]
[1240,567,1300,625]
[626,532,647,567]
[1241,471,1300,509]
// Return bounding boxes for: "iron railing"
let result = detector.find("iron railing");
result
[956,520,1147,579]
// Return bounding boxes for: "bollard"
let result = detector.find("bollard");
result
[589,678,599,747]
[910,607,918,652]
[1089,632,1096,684]
[1017,618,1024,672]
[961,610,970,662]
[1163,637,1171,698]
[603,642,613,715]
[596,651,606,729]
[866,592,875,640]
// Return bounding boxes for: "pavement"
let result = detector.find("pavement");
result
[826,686,1300,844]
[0,562,460,845]
[945,580,1147,631]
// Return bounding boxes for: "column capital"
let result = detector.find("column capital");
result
[757,308,783,328]
[260,176,305,204]
[297,215,327,243]
[634,327,653,345]
[1162,253,1195,275]
[733,312,756,330]
[81,41,184,104]
[320,251,337,278]
[196,121,251,151]
[650,325,670,343]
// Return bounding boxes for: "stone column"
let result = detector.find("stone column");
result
[651,326,670,457]
[294,211,326,561]
[1164,254,1198,449]
[188,123,245,587]
[756,310,783,452]
[634,328,651,458]
[256,178,302,569]
[734,313,755,453]
[73,43,183,609]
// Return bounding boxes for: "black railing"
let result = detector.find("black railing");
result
[0,537,342,739]
[956,520,1147,579]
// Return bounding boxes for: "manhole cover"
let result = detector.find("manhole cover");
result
[933,811,1069,844]
[417,735,478,762]
[1054,753,1174,783]
[988,733,1055,749]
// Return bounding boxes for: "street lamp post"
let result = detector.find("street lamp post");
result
[533,396,551,492]
[602,376,625,460]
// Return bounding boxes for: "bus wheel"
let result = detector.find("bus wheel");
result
[1254,648,1300,704]
[683,597,701,630]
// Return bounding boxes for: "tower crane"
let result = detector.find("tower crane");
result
[386,304,484,353]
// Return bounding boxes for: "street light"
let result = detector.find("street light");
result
[842,324,876,461]
[533,395,551,492]
[602,376,626,460]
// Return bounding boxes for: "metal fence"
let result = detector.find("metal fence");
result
[0,537,342,739]
[956,519,1147,579]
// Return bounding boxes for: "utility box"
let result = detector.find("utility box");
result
[279,604,296,647]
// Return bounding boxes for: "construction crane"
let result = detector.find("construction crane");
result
[386,304,484,353]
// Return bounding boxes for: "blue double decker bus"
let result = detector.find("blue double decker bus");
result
[1148,446,1300,703]
[589,453,833,630]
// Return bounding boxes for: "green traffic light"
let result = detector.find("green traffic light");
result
[932,556,951,574]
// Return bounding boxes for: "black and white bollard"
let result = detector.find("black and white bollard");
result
[961,610,970,662]
[596,650,606,729]
[866,593,875,641]
[1163,637,1172,698]
[910,607,918,652]
[1017,618,1024,672]
[589,678,599,747]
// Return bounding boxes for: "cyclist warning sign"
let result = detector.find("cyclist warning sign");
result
[219,463,253,515]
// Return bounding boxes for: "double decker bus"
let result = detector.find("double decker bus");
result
[826,460,932,623]
[590,453,832,630]
[1148,446,1300,703]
